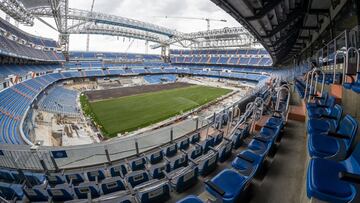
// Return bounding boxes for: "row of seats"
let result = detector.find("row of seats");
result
[343,74,360,93]
[0,18,57,48]
[170,49,268,56]
[297,77,360,202]
[170,56,272,67]
[0,124,247,202]
[38,86,80,117]
[177,84,289,203]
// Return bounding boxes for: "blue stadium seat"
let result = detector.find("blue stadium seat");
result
[187,145,203,160]
[307,143,360,202]
[176,195,204,203]
[199,136,215,154]
[23,185,49,202]
[213,132,224,146]
[165,144,178,158]
[170,166,199,192]
[126,171,150,188]
[247,137,273,156]
[179,137,190,150]
[198,152,219,176]
[307,96,336,118]
[0,182,24,200]
[148,150,164,164]
[169,154,189,171]
[218,141,233,162]
[129,157,147,171]
[11,171,45,186]
[0,169,14,182]
[232,149,265,177]
[46,174,66,185]
[205,169,250,203]
[110,164,128,177]
[100,177,126,195]
[190,132,200,144]
[308,115,358,160]
[307,104,343,134]
[136,181,170,203]
[86,169,106,182]
[232,125,250,149]
[65,173,85,185]
[47,184,74,201]
[74,182,101,199]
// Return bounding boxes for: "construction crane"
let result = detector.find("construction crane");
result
[86,0,96,51]
[159,16,227,31]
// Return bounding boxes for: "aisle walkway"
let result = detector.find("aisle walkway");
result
[250,119,307,203]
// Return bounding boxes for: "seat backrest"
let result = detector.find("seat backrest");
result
[127,171,149,188]
[179,138,190,150]
[324,96,335,107]
[65,173,84,185]
[173,155,189,170]
[337,115,358,148]
[0,182,24,200]
[47,184,73,201]
[110,164,127,177]
[24,186,48,202]
[214,132,223,146]
[165,144,178,157]
[101,177,126,195]
[0,169,14,182]
[130,157,146,171]
[74,182,100,199]
[330,104,343,122]
[190,146,203,160]
[138,182,170,203]
[149,151,163,164]
[349,143,360,174]
[86,169,105,182]
[46,174,65,185]
[191,132,200,144]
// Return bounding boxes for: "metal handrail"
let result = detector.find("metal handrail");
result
[309,68,325,102]
[344,47,360,84]
[333,52,346,84]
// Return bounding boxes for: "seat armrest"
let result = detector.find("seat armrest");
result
[223,137,231,142]
[205,180,225,196]
[272,115,282,119]
[327,132,350,139]
[339,172,360,184]
[263,125,277,130]
[320,115,337,120]
[253,136,268,143]
[209,146,218,152]
[188,157,198,165]
[317,105,329,108]
[237,154,255,163]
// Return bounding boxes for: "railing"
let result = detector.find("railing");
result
[333,51,346,84]
[344,47,359,84]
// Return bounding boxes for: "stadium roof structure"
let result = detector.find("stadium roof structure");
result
[211,0,345,65]
[3,0,259,52]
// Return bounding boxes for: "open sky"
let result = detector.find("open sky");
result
[1,0,241,54]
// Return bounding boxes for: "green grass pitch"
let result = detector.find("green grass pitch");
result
[81,85,232,137]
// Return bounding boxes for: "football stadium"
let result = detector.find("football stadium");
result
[0,0,360,202]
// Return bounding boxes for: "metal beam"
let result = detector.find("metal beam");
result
[264,9,304,38]
[245,0,283,21]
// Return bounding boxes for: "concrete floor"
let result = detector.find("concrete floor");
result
[250,120,307,203]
